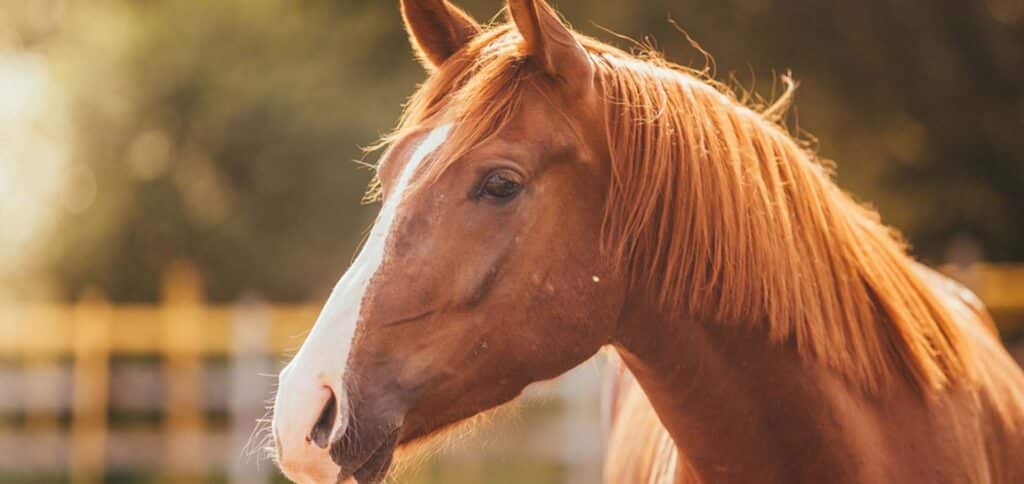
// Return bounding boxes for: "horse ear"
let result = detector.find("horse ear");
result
[401,0,481,70]
[507,0,593,83]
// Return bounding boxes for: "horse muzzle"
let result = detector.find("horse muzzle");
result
[273,360,353,483]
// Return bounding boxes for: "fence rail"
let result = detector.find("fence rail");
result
[0,262,1021,483]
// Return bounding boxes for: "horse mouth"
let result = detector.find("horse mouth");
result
[331,428,399,484]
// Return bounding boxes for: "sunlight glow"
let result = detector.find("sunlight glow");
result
[0,50,71,284]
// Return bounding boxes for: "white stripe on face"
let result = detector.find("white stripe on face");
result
[273,124,451,482]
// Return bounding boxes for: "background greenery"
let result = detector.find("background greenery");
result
[3,0,1021,303]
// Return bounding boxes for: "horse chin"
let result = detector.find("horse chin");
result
[330,426,399,484]
[331,422,453,484]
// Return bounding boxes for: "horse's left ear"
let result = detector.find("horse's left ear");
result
[507,0,593,84]
[401,0,481,70]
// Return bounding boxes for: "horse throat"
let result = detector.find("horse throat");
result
[612,305,898,483]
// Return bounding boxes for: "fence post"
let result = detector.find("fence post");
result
[70,288,112,484]
[161,260,206,477]
[229,295,272,484]
[21,304,65,472]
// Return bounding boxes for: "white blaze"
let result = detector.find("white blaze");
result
[273,124,451,482]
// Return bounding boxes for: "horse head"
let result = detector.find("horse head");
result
[271,2,625,482]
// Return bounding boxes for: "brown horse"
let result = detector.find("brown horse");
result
[271,1,1024,482]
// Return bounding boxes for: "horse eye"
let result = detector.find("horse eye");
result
[480,171,523,200]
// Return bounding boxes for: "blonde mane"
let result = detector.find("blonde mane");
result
[374,23,972,393]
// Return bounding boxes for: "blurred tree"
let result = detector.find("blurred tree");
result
[50,0,422,301]
[40,0,1023,302]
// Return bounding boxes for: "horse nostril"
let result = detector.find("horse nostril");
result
[308,387,337,449]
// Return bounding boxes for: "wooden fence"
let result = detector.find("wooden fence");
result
[0,261,1021,483]
[0,261,322,482]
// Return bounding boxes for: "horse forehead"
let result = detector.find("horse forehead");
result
[377,128,439,189]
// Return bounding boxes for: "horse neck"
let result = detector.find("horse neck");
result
[612,302,905,483]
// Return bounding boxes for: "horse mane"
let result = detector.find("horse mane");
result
[375,23,973,393]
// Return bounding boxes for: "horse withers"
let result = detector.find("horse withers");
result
[271,1,1024,483]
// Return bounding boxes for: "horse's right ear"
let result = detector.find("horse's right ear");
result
[401,0,481,71]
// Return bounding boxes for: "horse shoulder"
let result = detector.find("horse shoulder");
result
[913,263,1024,480]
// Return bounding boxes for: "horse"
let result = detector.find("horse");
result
[270,1,1024,482]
